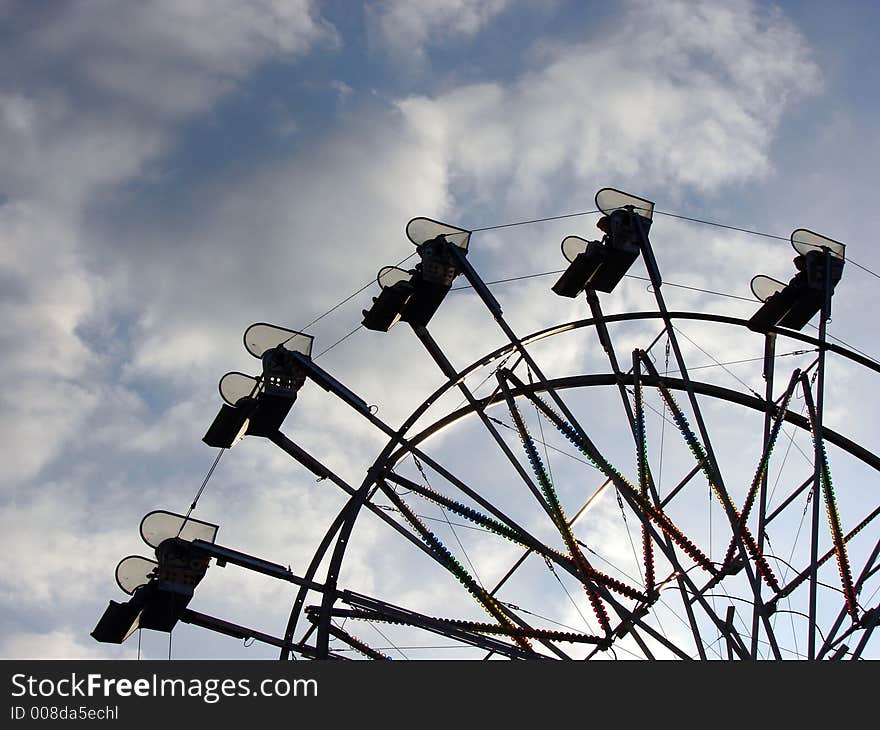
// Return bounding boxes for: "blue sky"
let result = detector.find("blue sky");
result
[1,0,879,659]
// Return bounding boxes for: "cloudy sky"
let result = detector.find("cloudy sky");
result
[2,0,879,660]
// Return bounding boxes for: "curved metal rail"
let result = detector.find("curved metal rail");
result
[286,310,880,659]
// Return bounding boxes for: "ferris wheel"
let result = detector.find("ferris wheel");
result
[92,187,880,660]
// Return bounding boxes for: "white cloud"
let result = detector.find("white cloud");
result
[0,483,134,610]
[1,630,127,660]
[117,107,451,386]
[0,0,342,655]
[0,0,337,476]
[1,1,334,207]
[30,0,336,120]
[398,0,819,210]
[0,202,104,486]
[368,0,513,62]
